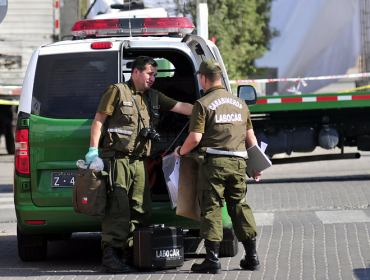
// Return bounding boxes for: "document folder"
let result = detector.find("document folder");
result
[246,145,272,177]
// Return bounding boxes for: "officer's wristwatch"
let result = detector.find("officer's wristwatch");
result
[177,146,184,157]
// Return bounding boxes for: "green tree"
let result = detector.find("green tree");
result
[174,0,278,79]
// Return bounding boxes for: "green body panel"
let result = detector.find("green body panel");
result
[250,91,370,113]
[16,204,102,234]
[28,115,92,207]
[15,114,233,235]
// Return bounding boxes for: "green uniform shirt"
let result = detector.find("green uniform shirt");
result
[189,85,253,133]
[98,81,177,116]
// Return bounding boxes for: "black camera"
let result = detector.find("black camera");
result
[140,127,161,142]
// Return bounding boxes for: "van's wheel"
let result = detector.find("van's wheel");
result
[17,225,47,261]
[219,228,239,257]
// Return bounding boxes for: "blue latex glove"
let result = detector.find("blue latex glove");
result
[85,147,99,164]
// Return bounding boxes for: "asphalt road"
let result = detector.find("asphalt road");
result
[1,135,370,279]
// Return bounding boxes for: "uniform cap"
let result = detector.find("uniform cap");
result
[194,59,222,75]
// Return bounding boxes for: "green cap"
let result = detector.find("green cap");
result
[194,59,222,75]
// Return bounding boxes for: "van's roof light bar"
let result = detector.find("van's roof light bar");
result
[71,17,195,38]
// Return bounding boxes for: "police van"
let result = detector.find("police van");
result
[14,17,256,261]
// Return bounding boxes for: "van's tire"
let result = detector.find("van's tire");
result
[219,228,239,257]
[17,226,47,261]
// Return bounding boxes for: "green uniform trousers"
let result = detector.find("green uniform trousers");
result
[101,158,152,251]
[197,155,258,242]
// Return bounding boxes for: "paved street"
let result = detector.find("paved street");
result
[0,135,370,279]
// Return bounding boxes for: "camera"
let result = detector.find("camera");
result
[140,127,161,142]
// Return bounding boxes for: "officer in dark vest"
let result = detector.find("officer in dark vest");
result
[86,56,193,273]
[174,59,262,274]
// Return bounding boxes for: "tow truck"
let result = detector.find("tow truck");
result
[247,91,370,163]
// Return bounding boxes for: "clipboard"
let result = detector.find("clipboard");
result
[246,145,272,177]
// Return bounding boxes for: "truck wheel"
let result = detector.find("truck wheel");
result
[219,228,239,257]
[17,226,47,261]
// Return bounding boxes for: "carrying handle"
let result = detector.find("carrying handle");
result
[150,224,165,228]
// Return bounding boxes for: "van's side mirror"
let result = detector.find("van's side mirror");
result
[237,85,257,106]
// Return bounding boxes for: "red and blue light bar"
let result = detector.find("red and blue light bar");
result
[71,17,195,38]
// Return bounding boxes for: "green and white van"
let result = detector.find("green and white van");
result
[14,17,255,261]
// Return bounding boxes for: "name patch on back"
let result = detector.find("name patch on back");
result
[215,113,242,123]
[209,97,243,110]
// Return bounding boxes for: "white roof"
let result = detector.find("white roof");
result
[93,7,168,19]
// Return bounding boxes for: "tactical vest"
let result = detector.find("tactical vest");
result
[100,82,160,158]
[197,87,249,153]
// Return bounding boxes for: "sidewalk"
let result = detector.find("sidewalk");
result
[1,137,370,279]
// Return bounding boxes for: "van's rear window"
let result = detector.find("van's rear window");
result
[32,52,118,119]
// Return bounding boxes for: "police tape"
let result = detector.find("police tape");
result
[229,72,370,84]
[0,85,22,95]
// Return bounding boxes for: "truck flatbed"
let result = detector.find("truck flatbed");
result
[250,91,370,113]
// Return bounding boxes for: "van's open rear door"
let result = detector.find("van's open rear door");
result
[183,34,231,92]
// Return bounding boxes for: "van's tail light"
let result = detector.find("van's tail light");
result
[15,129,29,174]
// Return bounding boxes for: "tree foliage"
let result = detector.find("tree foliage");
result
[174,0,278,79]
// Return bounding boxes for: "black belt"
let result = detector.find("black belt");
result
[114,151,142,160]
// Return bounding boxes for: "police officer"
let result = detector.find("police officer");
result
[174,59,262,274]
[86,56,193,273]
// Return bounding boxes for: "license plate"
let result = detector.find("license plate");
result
[51,172,77,187]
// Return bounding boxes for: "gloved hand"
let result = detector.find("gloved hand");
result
[85,147,99,164]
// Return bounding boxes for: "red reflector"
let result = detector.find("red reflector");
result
[15,129,29,174]
[317,96,337,101]
[91,42,113,49]
[25,221,45,225]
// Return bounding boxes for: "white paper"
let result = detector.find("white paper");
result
[169,157,180,189]
[260,141,268,153]
[162,153,180,209]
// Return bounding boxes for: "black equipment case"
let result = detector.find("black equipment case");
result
[133,224,184,270]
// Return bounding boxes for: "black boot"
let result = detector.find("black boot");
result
[101,246,133,273]
[191,240,222,274]
[121,247,134,266]
[240,238,260,271]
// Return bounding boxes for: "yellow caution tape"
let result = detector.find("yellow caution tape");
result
[338,84,370,93]
[0,99,19,105]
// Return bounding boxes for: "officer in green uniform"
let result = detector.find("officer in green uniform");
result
[174,59,262,274]
[86,56,193,273]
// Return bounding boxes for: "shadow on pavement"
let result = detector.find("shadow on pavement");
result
[0,232,205,276]
[0,184,12,193]
[353,267,370,280]
[248,174,370,184]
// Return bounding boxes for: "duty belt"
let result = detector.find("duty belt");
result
[114,151,142,160]
[205,147,248,158]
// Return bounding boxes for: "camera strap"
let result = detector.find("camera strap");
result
[132,94,154,129]
[132,94,147,129]
[147,97,154,128]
